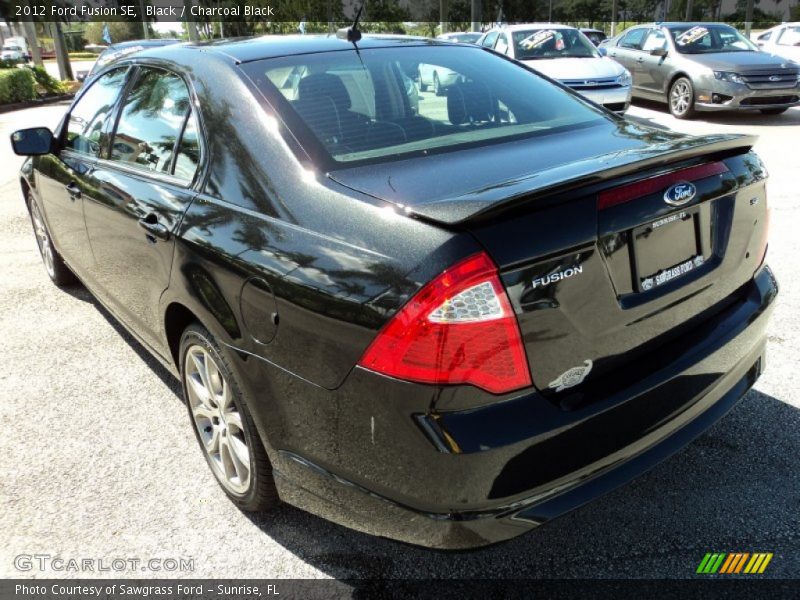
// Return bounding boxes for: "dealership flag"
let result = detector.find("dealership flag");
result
[102,24,112,44]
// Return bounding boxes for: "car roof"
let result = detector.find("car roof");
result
[167,34,449,64]
[494,23,577,32]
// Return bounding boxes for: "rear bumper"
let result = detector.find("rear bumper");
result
[270,266,777,549]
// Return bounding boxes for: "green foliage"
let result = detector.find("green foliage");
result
[68,52,100,60]
[0,68,37,104]
[26,66,68,95]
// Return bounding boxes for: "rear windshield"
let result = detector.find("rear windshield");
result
[243,45,607,167]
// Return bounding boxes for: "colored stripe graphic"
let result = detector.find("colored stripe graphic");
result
[697,552,773,574]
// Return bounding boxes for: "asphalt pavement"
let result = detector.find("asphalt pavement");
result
[0,101,798,580]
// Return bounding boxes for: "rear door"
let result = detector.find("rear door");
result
[81,65,203,355]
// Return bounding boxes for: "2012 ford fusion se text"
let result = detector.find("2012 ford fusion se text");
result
[11,33,776,549]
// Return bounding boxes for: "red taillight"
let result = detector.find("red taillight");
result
[358,252,532,394]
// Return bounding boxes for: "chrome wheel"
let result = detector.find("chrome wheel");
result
[185,345,251,495]
[670,80,692,116]
[30,201,55,278]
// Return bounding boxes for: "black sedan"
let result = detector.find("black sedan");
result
[11,34,776,549]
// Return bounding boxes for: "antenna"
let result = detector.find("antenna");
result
[336,4,363,43]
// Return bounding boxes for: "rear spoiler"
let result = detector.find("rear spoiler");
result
[408,134,758,225]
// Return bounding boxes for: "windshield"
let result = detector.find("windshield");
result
[244,45,607,167]
[449,33,481,43]
[513,28,599,60]
[668,25,758,54]
[778,26,800,46]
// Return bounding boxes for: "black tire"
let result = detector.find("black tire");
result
[433,72,443,96]
[26,191,76,287]
[418,70,428,92]
[760,108,788,115]
[668,77,696,119]
[179,323,279,511]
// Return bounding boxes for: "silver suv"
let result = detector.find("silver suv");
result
[604,22,800,118]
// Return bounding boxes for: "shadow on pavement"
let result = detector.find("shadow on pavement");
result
[629,98,800,127]
[243,389,800,579]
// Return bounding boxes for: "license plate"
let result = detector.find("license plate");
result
[632,208,703,292]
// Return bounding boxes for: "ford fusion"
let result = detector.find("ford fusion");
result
[604,22,800,118]
[12,35,776,549]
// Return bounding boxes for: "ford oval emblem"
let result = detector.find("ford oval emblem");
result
[664,181,697,206]
[769,75,781,82]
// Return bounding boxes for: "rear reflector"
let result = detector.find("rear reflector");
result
[598,162,729,210]
[358,252,532,394]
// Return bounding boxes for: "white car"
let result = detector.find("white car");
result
[478,24,633,114]
[755,23,800,64]
[1,44,26,64]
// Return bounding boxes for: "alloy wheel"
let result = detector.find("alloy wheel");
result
[184,345,251,495]
[30,201,55,279]
[670,80,692,117]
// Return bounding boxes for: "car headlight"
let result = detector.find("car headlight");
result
[713,71,745,84]
[616,70,632,86]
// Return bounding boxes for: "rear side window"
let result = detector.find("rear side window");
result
[65,67,128,157]
[245,45,606,168]
[109,67,199,181]
[619,28,647,50]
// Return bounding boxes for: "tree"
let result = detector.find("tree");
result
[84,21,146,45]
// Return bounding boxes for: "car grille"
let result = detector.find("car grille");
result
[741,69,799,90]
[740,95,799,106]
[561,78,621,90]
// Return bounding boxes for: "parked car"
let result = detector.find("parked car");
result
[581,28,607,46]
[478,24,632,114]
[604,22,800,118]
[1,42,27,64]
[754,22,800,64]
[12,34,776,549]
[437,32,482,44]
[76,38,182,82]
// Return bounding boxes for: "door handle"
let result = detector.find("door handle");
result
[138,214,170,242]
[636,57,645,63]
[65,182,81,201]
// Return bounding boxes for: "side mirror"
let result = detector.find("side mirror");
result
[11,127,54,156]
[650,47,668,57]
[598,47,607,56]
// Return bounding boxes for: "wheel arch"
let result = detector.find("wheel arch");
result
[665,71,691,97]
[164,302,203,371]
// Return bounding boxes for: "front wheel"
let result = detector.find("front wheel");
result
[27,192,76,286]
[669,77,696,119]
[760,108,788,115]
[180,324,279,511]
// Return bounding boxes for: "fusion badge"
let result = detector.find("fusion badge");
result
[531,265,583,289]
